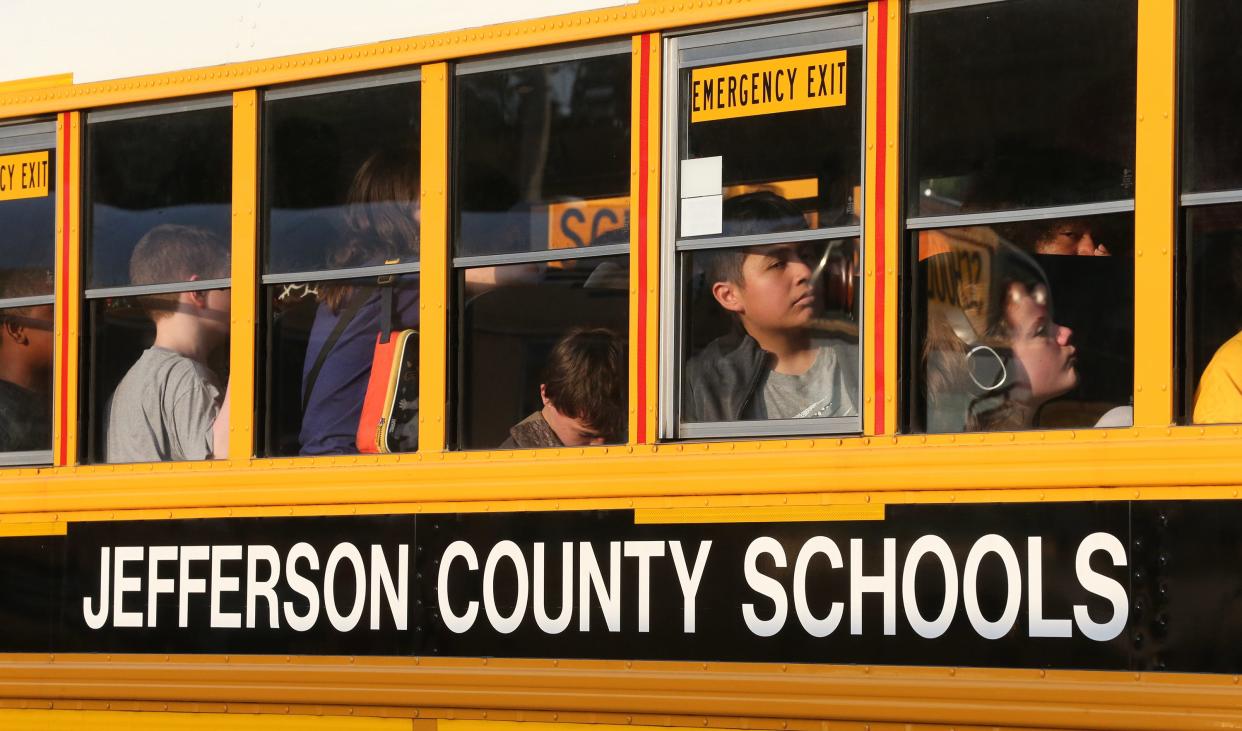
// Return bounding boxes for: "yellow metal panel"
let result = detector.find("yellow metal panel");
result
[0,655,1240,731]
[882,2,901,436]
[0,521,66,537]
[635,504,884,524]
[1132,0,1177,426]
[629,33,661,446]
[0,709,409,730]
[862,2,899,437]
[419,63,450,453]
[13,426,1242,513]
[0,0,860,121]
[862,6,880,436]
[0,73,72,95]
[54,112,81,467]
[230,90,259,463]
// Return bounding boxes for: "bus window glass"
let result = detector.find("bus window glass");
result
[906,0,1137,217]
[263,78,420,275]
[455,256,628,449]
[913,213,1134,433]
[0,122,55,464]
[680,45,862,235]
[86,105,232,289]
[265,274,419,456]
[1181,0,1242,194]
[84,104,232,464]
[453,52,631,258]
[259,77,422,458]
[680,234,860,425]
[667,15,865,439]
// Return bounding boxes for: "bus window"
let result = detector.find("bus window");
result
[906,0,1137,218]
[260,71,421,457]
[665,14,865,439]
[84,102,233,463]
[905,0,1137,434]
[451,45,631,450]
[0,121,55,466]
[1181,0,1242,424]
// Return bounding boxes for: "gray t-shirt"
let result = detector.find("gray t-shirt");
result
[104,347,222,463]
[746,339,859,420]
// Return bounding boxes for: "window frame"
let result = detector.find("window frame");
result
[448,40,634,449]
[659,12,869,441]
[257,69,423,458]
[81,96,234,463]
[0,118,58,467]
[1175,0,1242,423]
[901,0,1139,435]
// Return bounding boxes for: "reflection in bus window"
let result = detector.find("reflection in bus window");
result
[906,0,1136,217]
[681,194,859,425]
[455,256,628,449]
[1182,0,1242,194]
[264,79,420,275]
[87,106,232,289]
[260,80,421,457]
[97,226,231,463]
[916,220,1134,433]
[454,52,631,258]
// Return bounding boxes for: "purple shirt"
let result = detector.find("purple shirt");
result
[299,284,419,455]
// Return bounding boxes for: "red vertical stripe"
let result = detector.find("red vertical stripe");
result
[636,34,651,444]
[873,2,889,435]
[58,116,72,466]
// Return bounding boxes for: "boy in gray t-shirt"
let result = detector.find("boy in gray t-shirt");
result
[745,338,859,420]
[103,225,230,463]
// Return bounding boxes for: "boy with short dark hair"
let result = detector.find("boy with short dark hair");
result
[501,327,626,448]
[683,192,859,422]
[104,224,231,462]
[0,268,54,452]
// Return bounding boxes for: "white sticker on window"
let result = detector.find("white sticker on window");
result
[680,156,722,199]
[680,194,723,237]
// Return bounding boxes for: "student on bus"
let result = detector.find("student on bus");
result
[0,269,53,452]
[999,218,1111,257]
[683,192,859,422]
[103,225,230,462]
[500,327,625,448]
[1192,332,1242,423]
[919,241,1138,432]
[300,146,421,455]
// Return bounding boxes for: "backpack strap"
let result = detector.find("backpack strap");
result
[302,286,370,413]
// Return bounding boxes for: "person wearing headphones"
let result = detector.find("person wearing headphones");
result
[921,233,1112,432]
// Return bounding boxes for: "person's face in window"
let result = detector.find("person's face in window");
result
[540,387,606,447]
[199,288,232,345]
[713,243,817,333]
[1004,282,1077,404]
[1034,221,1109,256]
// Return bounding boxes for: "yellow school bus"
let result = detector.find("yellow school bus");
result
[0,0,1239,729]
